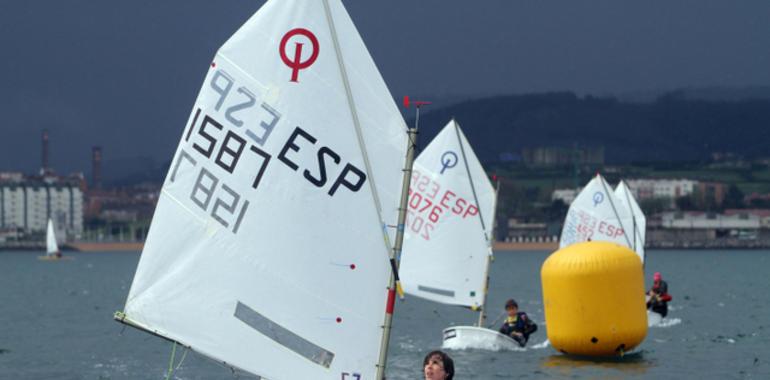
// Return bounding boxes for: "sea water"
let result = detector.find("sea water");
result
[0,250,768,379]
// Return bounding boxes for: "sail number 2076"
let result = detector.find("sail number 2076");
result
[407,169,479,240]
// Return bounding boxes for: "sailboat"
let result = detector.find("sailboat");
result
[614,180,646,263]
[559,174,636,257]
[38,218,66,260]
[114,1,413,379]
[399,120,517,350]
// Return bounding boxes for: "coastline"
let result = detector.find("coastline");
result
[4,240,770,253]
[0,242,144,252]
[493,241,558,251]
[67,242,144,252]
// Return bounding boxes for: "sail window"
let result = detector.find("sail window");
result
[234,301,335,368]
[417,285,455,298]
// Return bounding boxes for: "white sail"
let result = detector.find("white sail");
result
[559,174,634,251]
[46,218,59,255]
[120,1,407,379]
[615,180,646,263]
[400,120,496,309]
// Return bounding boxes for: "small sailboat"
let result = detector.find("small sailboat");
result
[114,1,413,379]
[38,218,67,261]
[400,120,518,350]
[614,180,646,263]
[559,174,637,259]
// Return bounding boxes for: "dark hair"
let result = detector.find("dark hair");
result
[423,350,454,380]
[505,299,518,309]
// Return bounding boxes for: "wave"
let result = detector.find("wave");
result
[647,311,682,328]
[530,339,551,350]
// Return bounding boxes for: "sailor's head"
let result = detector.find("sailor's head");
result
[653,272,662,282]
[423,350,454,380]
[505,299,518,316]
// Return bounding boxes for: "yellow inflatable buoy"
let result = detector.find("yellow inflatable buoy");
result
[541,241,647,356]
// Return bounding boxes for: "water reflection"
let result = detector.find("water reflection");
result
[541,351,655,377]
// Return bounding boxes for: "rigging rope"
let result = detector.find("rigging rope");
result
[486,311,507,329]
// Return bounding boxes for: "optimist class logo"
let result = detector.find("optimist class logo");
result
[280,28,319,82]
[592,191,604,207]
[440,151,459,174]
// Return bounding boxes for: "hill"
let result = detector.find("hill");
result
[412,92,770,164]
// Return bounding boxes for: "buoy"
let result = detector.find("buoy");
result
[541,241,647,356]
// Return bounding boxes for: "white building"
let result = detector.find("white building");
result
[0,174,84,239]
[625,179,698,200]
[661,211,760,229]
[552,188,580,205]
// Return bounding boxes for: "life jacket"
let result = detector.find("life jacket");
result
[502,312,536,334]
[651,280,672,302]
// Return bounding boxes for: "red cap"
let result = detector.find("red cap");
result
[653,272,662,281]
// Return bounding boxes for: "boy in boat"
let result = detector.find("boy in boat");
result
[499,299,538,347]
[646,272,672,317]
[423,350,454,380]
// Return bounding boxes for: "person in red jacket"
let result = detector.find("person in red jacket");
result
[646,272,672,317]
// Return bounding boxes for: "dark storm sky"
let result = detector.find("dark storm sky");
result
[1,0,769,175]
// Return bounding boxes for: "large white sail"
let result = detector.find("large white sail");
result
[559,174,634,251]
[615,180,646,263]
[400,120,495,309]
[119,1,407,379]
[46,218,59,256]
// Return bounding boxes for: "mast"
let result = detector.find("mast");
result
[376,101,422,380]
[319,2,414,377]
[451,122,491,326]
[477,178,500,327]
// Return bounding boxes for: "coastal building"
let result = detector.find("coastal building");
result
[647,210,770,248]
[624,179,698,201]
[724,209,770,229]
[521,146,604,167]
[505,217,560,242]
[552,188,580,205]
[693,182,727,207]
[660,211,760,230]
[0,172,85,239]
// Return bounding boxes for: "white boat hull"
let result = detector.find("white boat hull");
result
[442,326,523,351]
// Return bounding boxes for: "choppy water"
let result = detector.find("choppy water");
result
[0,250,768,379]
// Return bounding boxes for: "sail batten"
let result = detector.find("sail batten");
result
[120,1,407,378]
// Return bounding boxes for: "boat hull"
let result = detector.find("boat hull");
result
[442,325,523,351]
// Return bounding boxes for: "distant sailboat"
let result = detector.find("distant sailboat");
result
[114,0,412,379]
[614,180,646,263]
[399,120,517,350]
[38,218,67,260]
[559,174,637,260]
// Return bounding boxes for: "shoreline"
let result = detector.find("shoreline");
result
[67,242,145,252]
[0,242,144,252]
[493,241,559,251]
[4,241,770,253]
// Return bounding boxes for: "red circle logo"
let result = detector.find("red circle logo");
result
[279,28,319,83]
